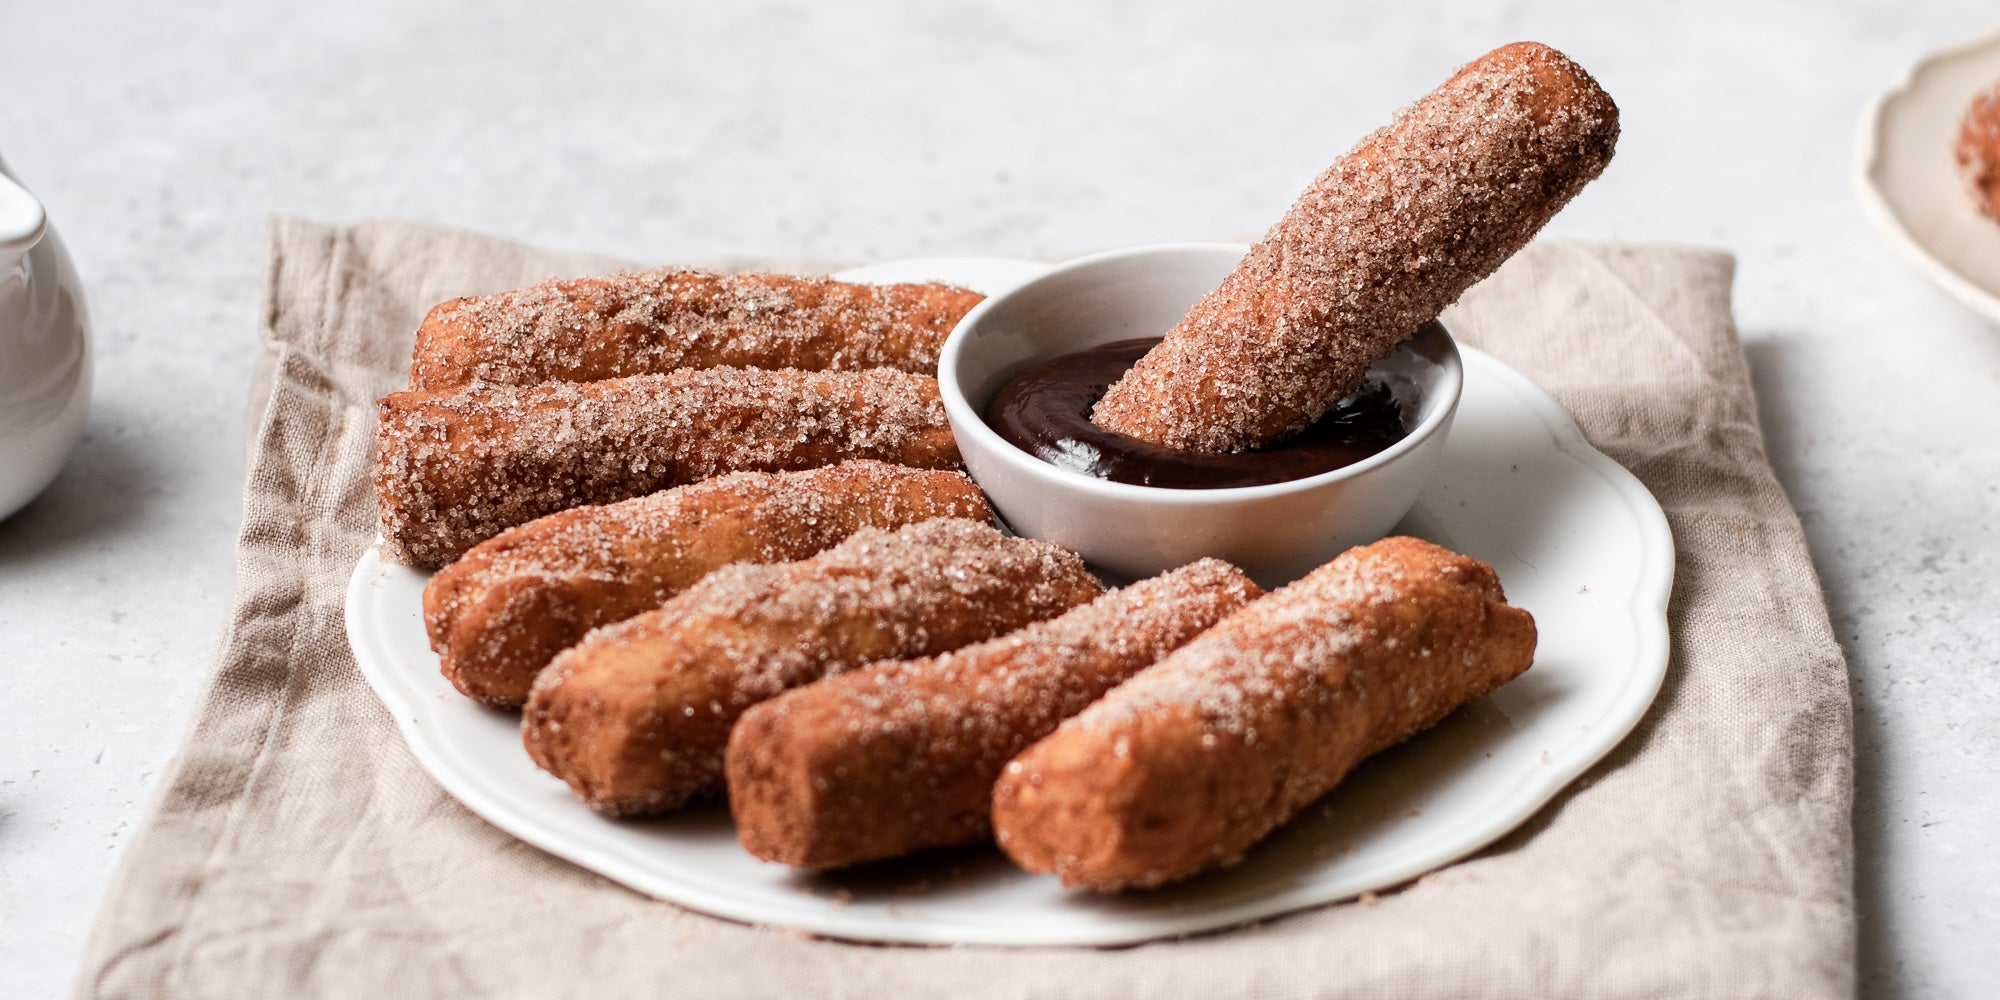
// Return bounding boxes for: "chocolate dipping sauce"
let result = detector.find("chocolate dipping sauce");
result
[985,337,1409,489]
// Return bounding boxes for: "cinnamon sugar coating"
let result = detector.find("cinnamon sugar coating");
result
[1092,41,1619,452]
[726,558,1261,870]
[1958,82,2000,223]
[521,518,1104,817]
[372,367,959,567]
[423,462,992,709]
[407,269,985,390]
[991,537,1537,891]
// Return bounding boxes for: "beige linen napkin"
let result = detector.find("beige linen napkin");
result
[74,219,1855,999]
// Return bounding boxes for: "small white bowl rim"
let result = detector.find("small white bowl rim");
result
[937,241,1466,506]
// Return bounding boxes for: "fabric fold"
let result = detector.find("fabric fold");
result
[74,218,1855,1000]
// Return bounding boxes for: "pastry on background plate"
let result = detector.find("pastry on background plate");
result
[1958,80,2000,222]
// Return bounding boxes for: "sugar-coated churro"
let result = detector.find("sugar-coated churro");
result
[408,269,984,390]
[424,461,992,708]
[727,558,1262,869]
[1092,42,1618,452]
[991,536,1536,891]
[372,367,958,567]
[522,518,1104,817]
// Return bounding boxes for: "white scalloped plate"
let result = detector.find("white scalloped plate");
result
[1856,28,2000,325]
[346,256,1673,947]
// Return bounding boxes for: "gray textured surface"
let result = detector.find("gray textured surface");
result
[0,1,1994,997]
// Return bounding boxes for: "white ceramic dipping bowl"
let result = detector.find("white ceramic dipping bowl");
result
[938,243,1463,587]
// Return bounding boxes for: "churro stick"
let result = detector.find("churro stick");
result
[523,519,1103,816]
[727,558,1262,869]
[424,461,993,709]
[372,367,958,567]
[1092,42,1619,452]
[992,537,1536,891]
[408,269,985,390]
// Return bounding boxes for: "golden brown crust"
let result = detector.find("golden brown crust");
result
[1959,83,2000,223]
[991,536,1536,891]
[372,367,959,567]
[407,269,985,391]
[726,558,1262,869]
[521,519,1104,817]
[423,461,993,709]
[1092,41,1618,452]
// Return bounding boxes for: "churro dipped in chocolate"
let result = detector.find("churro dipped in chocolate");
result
[408,269,984,391]
[372,367,958,567]
[424,462,992,709]
[727,558,1261,870]
[1092,42,1618,452]
[992,536,1536,891]
[1958,82,2000,223]
[523,519,1102,817]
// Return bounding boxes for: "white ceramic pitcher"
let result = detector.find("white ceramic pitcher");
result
[0,157,90,521]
